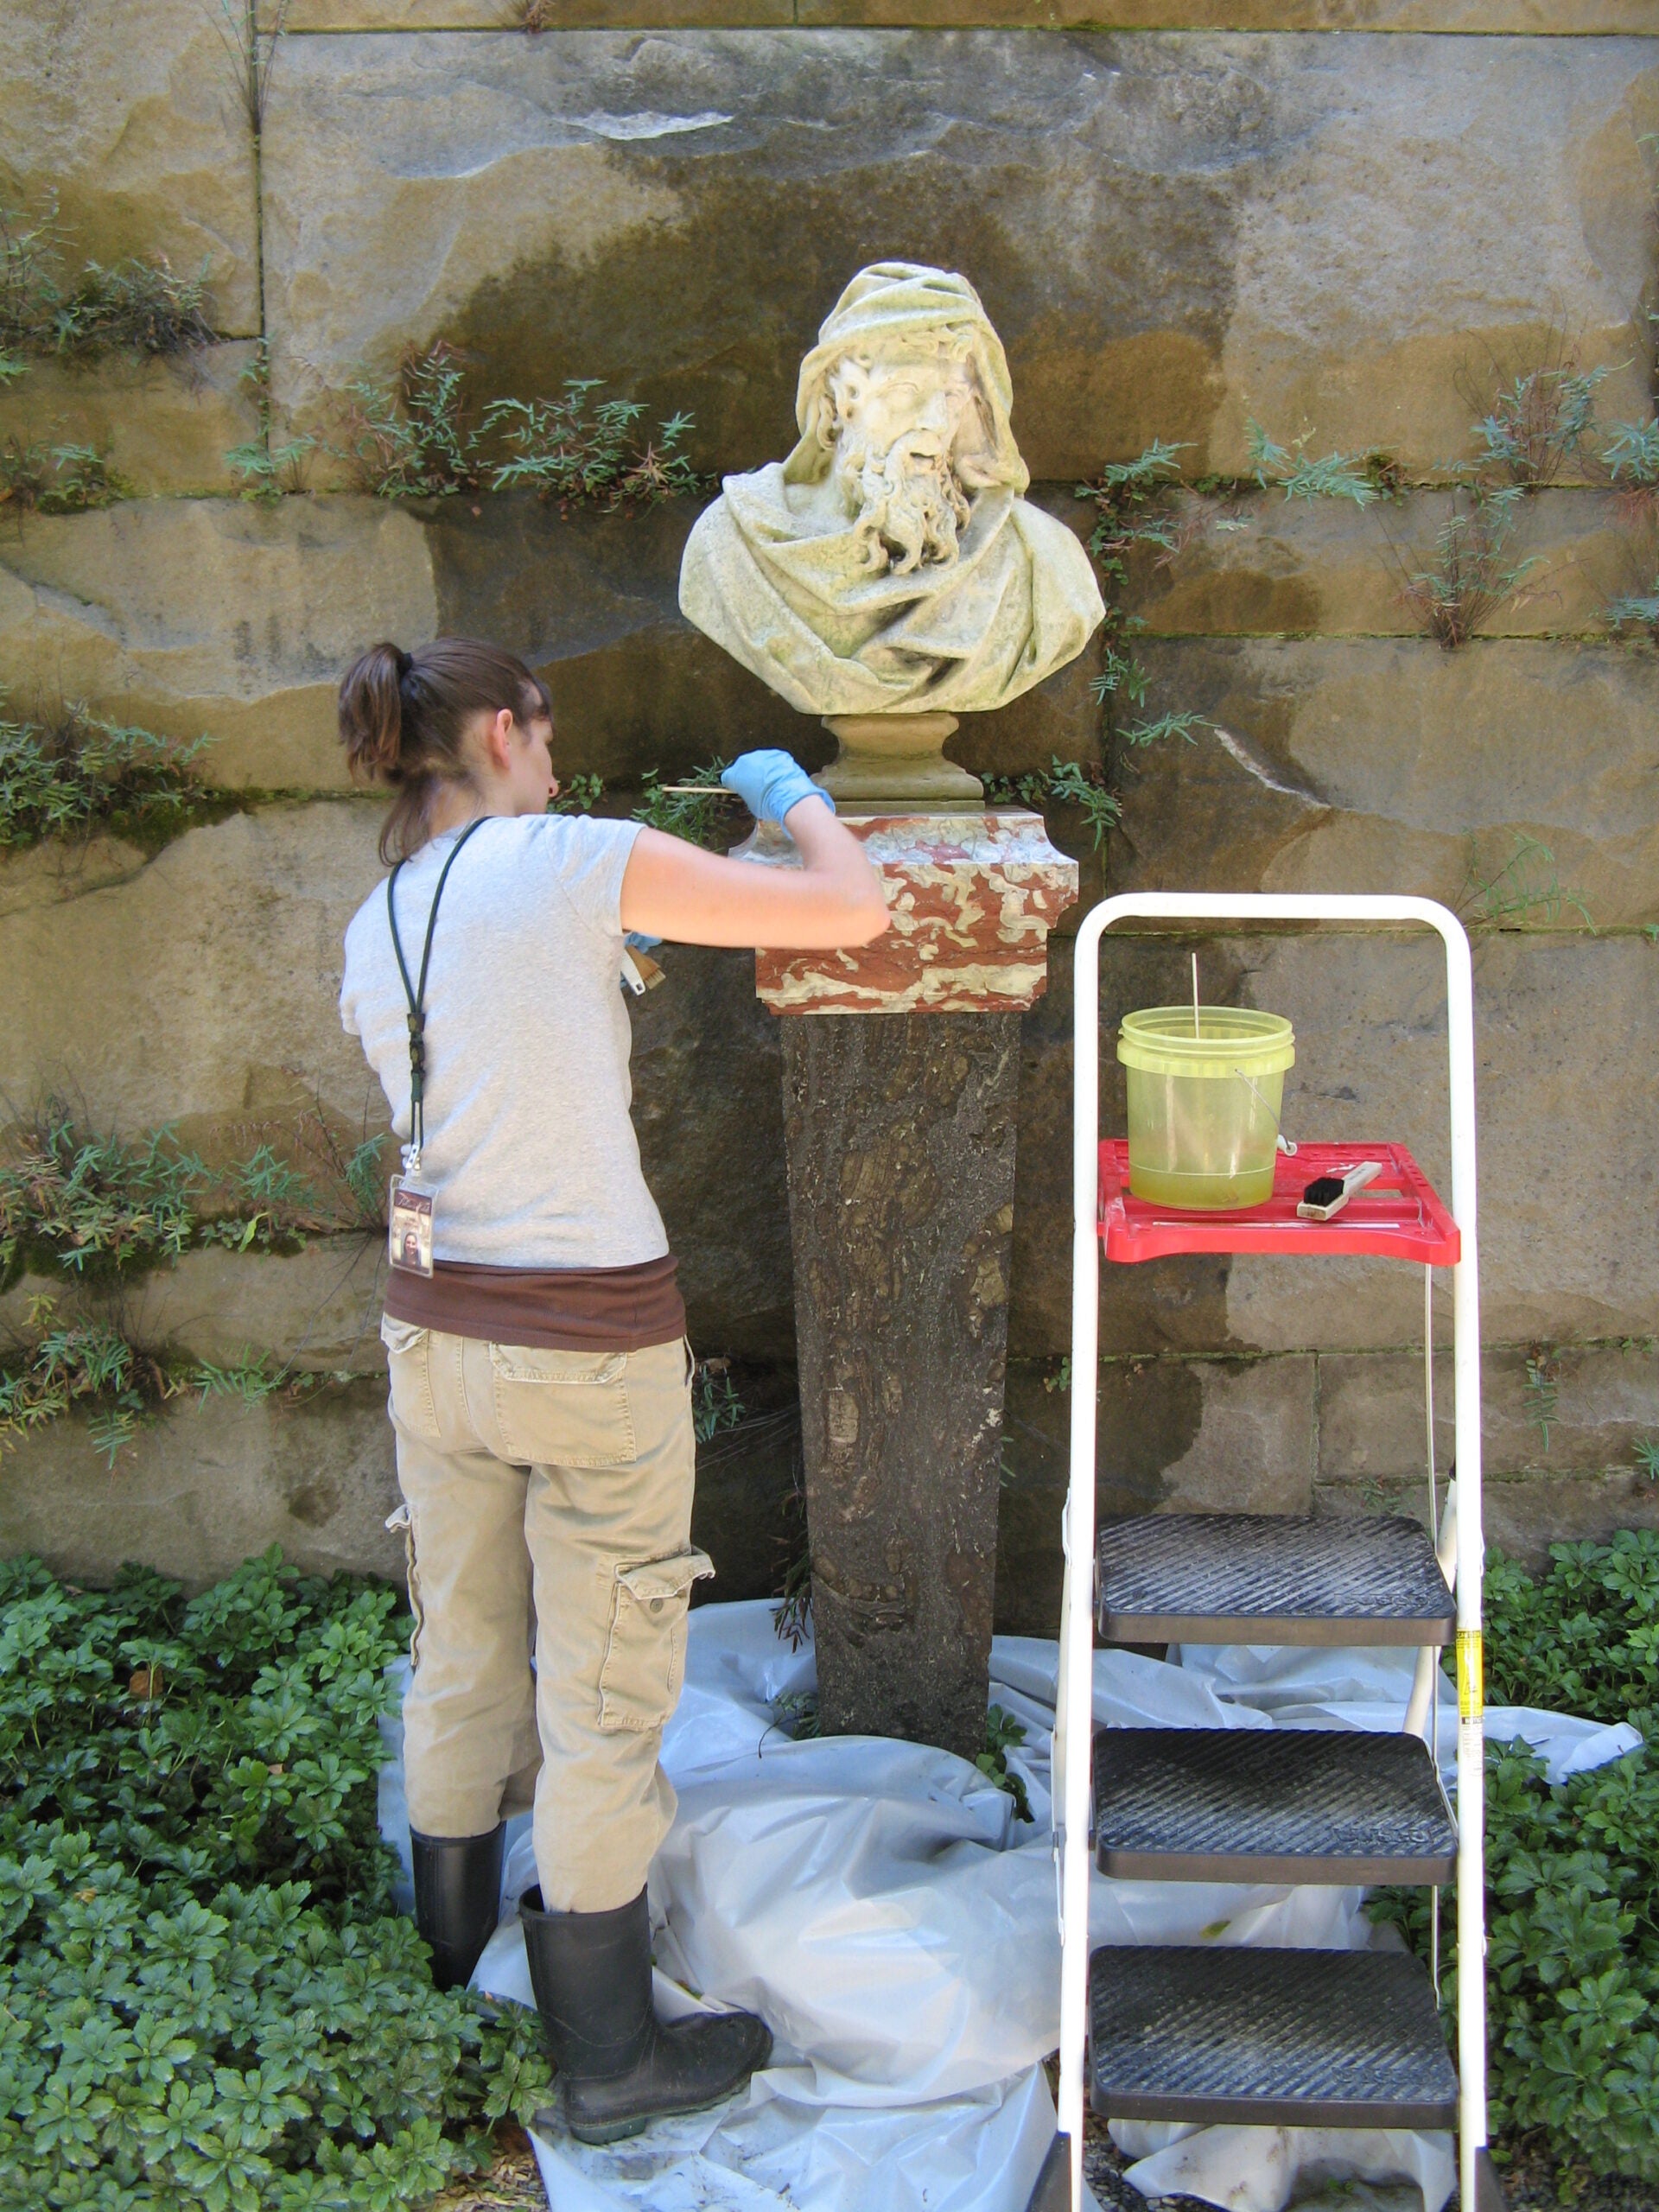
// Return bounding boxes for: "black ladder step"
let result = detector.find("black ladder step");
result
[1094,1727,1457,1884]
[1097,1513,1454,1645]
[1090,1944,1456,2127]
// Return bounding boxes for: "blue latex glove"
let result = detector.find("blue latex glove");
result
[720,750,836,826]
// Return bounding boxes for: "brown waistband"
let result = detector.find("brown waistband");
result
[383,1253,686,1352]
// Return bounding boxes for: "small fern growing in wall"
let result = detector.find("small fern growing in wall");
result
[331,345,711,509]
[0,204,214,364]
[486,384,707,508]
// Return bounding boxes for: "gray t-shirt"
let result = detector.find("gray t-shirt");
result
[340,812,669,1268]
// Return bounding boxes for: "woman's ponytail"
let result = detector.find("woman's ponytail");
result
[337,636,552,864]
[338,641,409,785]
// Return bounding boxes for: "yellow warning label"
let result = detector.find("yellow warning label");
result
[1457,1629,1484,1721]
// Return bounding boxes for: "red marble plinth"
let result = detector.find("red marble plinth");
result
[741,810,1077,1015]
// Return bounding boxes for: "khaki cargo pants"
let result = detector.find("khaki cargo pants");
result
[381,1318,710,1913]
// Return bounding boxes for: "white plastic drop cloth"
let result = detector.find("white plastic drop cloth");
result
[376,1602,1641,2212]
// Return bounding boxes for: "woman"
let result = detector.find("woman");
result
[336,637,887,2144]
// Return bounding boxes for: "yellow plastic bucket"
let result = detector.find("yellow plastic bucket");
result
[1118,1007,1296,1210]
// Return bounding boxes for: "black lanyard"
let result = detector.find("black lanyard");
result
[386,817,486,1168]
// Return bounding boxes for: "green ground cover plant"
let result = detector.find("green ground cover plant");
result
[0,1547,552,2210]
[1371,1532,1659,2188]
[207,0,293,137]
[339,345,481,500]
[1606,583,1659,643]
[0,707,213,849]
[690,1358,746,1445]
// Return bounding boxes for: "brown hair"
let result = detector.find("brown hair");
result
[338,636,553,864]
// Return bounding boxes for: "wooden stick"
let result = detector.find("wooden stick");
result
[658,784,740,796]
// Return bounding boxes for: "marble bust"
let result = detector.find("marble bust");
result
[678,262,1105,719]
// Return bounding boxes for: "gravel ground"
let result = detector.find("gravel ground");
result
[429,2125,549,2212]
[432,2112,1659,2212]
[1497,2134,1659,2212]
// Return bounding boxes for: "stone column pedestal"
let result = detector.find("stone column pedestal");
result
[746,809,1077,1758]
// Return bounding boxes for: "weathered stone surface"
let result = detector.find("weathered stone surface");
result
[1471,1471,1659,1569]
[424,493,818,780]
[1129,489,1643,642]
[1113,639,1659,927]
[0,1370,804,1599]
[271,2,1659,24]
[0,498,436,790]
[426,490,1105,788]
[260,33,1656,480]
[802,1,1657,24]
[781,1011,1020,1754]
[0,830,795,1360]
[0,348,261,500]
[0,1388,402,1592]
[994,1351,1318,1633]
[1006,929,1659,1360]
[688,1390,803,1605]
[1316,1471,1659,1573]
[0,834,152,923]
[1243,931,1659,1346]
[22,861,1632,1382]
[272,0,791,24]
[0,0,260,334]
[130,1242,388,1375]
[0,801,385,1142]
[1320,1338,1659,1484]
[626,944,795,1358]
[0,1241,387,1378]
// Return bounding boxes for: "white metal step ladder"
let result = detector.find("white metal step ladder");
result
[1027,893,1505,2212]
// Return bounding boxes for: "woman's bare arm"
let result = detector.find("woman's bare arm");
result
[619,798,889,949]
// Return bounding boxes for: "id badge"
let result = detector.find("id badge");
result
[388,1179,435,1277]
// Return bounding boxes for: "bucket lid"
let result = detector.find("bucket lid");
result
[1117,1005,1295,1077]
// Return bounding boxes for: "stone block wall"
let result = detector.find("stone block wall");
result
[1,7,1656,1618]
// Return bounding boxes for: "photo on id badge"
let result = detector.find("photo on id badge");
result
[389,1180,435,1276]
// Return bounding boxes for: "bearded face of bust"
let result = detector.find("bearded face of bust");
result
[821,346,996,578]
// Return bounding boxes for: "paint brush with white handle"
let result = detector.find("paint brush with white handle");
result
[1296,1160,1383,1221]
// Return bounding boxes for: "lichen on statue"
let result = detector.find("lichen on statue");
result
[678,262,1105,718]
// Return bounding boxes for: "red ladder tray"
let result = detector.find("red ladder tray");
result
[1097,1141,1459,1266]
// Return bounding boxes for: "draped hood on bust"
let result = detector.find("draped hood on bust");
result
[780,261,1028,494]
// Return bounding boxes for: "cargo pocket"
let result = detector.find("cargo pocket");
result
[385,1502,424,1669]
[490,1342,634,1467]
[598,1548,715,1733]
[380,1316,440,1443]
